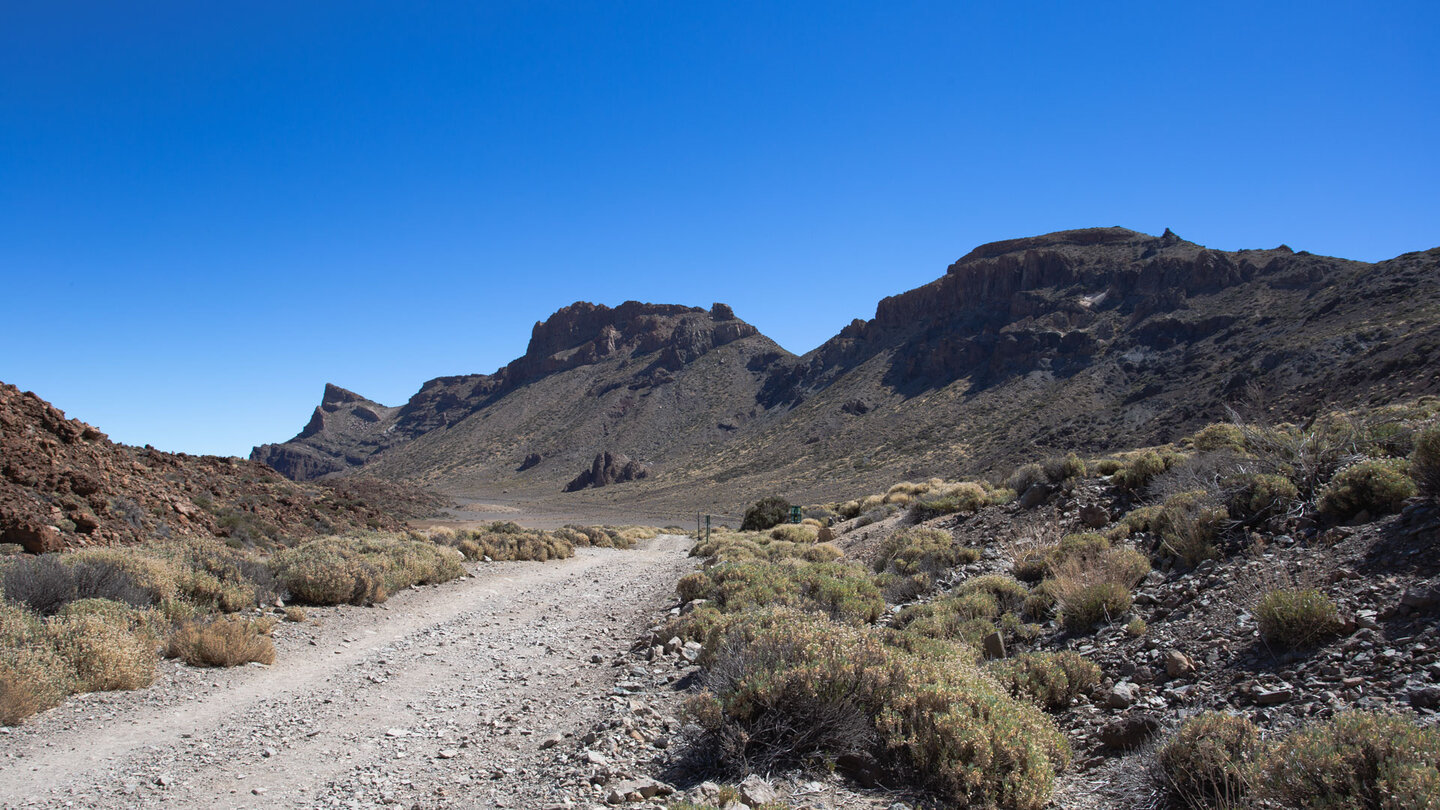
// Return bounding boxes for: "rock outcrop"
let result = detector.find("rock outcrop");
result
[563,452,650,492]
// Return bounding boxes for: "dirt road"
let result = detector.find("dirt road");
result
[0,534,694,809]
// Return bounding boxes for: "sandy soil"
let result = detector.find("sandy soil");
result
[0,534,694,809]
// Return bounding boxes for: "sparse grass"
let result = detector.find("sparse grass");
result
[1126,617,1147,637]
[167,617,276,667]
[1256,588,1341,650]
[1049,544,1148,633]
[1157,712,1262,809]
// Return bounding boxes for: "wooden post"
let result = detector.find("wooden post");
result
[705,514,711,543]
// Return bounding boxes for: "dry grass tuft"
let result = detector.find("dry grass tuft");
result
[167,618,276,667]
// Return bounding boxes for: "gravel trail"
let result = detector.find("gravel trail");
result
[0,534,694,809]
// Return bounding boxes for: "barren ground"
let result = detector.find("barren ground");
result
[0,534,694,810]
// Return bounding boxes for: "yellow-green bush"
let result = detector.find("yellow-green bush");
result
[1114,449,1186,492]
[1413,426,1440,498]
[879,676,1070,810]
[1256,588,1341,649]
[688,609,1069,810]
[1158,712,1262,809]
[1226,473,1300,523]
[1191,423,1248,454]
[1092,458,1124,476]
[1261,711,1440,809]
[908,481,1009,519]
[686,559,884,625]
[1151,490,1227,567]
[167,617,275,667]
[957,574,1030,615]
[770,524,818,543]
[873,528,979,581]
[986,651,1100,711]
[1318,458,1416,519]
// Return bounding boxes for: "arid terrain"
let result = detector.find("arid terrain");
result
[0,536,695,809]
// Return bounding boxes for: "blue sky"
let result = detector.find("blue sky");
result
[3,1,1436,457]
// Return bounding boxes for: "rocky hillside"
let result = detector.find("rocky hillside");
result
[254,301,794,491]
[255,228,1440,509]
[0,383,441,553]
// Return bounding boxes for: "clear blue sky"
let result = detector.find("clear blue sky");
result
[3,1,1436,457]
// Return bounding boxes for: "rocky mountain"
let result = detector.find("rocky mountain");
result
[254,228,1440,508]
[254,301,793,492]
[0,383,441,553]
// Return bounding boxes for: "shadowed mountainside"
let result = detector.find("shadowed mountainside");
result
[254,228,1440,509]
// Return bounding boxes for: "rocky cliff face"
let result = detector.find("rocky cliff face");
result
[254,229,1440,507]
[0,383,417,553]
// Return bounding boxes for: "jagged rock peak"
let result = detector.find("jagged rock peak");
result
[321,383,371,406]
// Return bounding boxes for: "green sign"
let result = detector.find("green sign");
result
[789,506,803,524]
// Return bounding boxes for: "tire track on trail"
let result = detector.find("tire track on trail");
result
[0,534,694,809]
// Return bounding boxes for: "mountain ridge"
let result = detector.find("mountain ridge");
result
[253,228,1440,508]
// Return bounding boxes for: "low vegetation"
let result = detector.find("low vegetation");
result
[1,521,650,725]
[1256,587,1342,650]
[1157,712,1261,809]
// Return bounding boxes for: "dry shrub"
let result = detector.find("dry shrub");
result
[986,651,1100,711]
[168,617,275,667]
[1225,473,1300,524]
[873,528,979,585]
[703,560,884,625]
[1006,463,1046,495]
[1151,490,1227,567]
[272,534,464,605]
[1158,712,1262,809]
[1049,545,1148,633]
[271,540,386,605]
[741,497,791,531]
[1042,453,1086,484]
[689,609,895,769]
[1414,425,1440,498]
[879,676,1070,810]
[1261,710,1440,809]
[1317,458,1416,519]
[1256,588,1341,649]
[47,614,156,691]
[283,607,307,622]
[770,524,818,543]
[689,609,1069,810]
[0,602,69,725]
[957,574,1030,615]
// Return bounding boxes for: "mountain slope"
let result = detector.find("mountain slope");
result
[0,383,433,553]
[254,228,1440,508]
